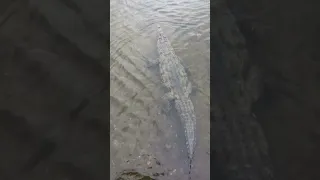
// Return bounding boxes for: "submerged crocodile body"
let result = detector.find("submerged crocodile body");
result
[155,24,196,179]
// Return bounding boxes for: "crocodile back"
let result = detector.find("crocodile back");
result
[156,24,190,95]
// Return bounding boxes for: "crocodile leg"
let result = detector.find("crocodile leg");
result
[185,82,198,96]
[185,67,192,77]
[185,82,192,96]
[146,58,159,68]
[191,86,198,96]
[146,58,162,83]
[161,91,175,113]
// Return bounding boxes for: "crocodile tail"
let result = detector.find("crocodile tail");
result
[188,157,192,180]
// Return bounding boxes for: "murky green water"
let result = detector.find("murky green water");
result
[110,0,210,179]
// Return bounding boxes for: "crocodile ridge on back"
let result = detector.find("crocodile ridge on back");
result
[156,24,197,179]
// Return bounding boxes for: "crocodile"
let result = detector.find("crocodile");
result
[151,24,196,179]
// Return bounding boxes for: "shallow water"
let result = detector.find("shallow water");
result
[110,0,210,179]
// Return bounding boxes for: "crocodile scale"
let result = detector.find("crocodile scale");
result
[155,24,196,179]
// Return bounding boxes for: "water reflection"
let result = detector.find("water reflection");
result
[110,0,210,179]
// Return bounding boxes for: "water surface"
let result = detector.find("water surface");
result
[110,0,210,179]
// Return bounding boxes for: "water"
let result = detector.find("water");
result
[110,0,210,179]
